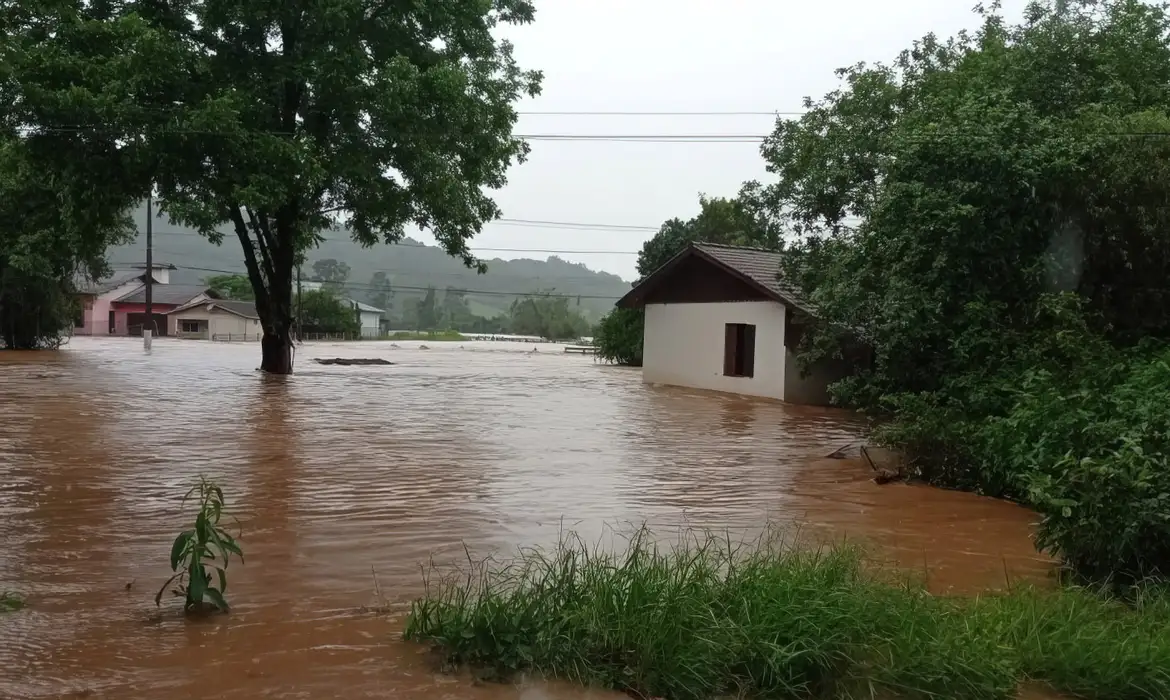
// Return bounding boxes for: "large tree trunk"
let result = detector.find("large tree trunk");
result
[259,278,295,374]
[260,325,293,373]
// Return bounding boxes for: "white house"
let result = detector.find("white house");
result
[615,242,862,406]
[168,300,262,340]
[349,300,384,337]
[297,281,384,337]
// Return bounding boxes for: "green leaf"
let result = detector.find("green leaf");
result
[205,587,230,613]
[170,530,194,571]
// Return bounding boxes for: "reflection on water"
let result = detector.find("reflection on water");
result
[0,337,1050,699]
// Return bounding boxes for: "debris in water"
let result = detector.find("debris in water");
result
[313,358,394,366]
[419,345,430,350]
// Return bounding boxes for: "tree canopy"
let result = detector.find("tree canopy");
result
[1,0,542,371]
[759,0,1170,582]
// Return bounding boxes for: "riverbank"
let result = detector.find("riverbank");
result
[405,529,1170,700]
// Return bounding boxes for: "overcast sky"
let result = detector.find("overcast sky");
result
[412,0,1031,281]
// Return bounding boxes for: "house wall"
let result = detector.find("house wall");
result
[643,301,788,401]
[111,302,179,335]
[782,350,854,406]
[210,313,260,339]
[358,310,380,337]
[171,308,261,339]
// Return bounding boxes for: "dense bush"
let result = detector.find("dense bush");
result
[593,307,643,366]
[758,0,1170,582]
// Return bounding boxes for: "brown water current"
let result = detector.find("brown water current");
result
[0,337,1051,699]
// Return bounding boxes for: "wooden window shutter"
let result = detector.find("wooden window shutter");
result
[724,324,736,376]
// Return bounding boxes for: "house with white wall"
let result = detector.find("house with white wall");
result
[615,242,861,406]
[297,281,384,336]
[169,300,262,340]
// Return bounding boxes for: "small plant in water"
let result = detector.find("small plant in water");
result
[0,592,23,612]
[156,477,244,614]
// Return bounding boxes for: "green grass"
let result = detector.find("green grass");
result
[384,330,465,341]
[0,592,23,612]
[404,529,1170,700]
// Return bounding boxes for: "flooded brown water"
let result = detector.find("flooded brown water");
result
[0,337,1050,699]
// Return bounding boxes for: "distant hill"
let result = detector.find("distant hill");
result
[107,204,632,320]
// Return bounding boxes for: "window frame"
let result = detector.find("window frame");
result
[723,322,756,378]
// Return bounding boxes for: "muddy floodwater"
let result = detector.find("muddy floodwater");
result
[0,338,1050,699]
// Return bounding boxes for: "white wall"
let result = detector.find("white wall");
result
[210,313,260,338]
[642,301,788,401]
[359,310,381,337]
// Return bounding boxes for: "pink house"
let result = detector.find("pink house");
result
[73,262,207,336]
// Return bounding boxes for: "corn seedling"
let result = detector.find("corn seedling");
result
[156,477,244,614]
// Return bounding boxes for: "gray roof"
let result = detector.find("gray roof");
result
[616,241,812,313]
[209,300,259,319]
[691,243,810,312]
[114,284,212,306]
[75,272,155,295]
[349,299,385,314]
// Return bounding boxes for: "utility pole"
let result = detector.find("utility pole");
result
[144,192,153,351]
[295,264,302,342]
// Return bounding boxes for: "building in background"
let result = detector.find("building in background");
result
[169,300,261,340]
[615,242,862,406]
[74,262,178,336]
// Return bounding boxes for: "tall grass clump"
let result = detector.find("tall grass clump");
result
[157,477,244,615]
[405,528,1170,700]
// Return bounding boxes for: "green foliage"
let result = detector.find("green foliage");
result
[367,272,393,313]
[298,289,359,336]
[204,274,255,301]
[157,478,244,615]
[2,0,542,371]
[0,592,23,612]
[593,307,644,366]
[406,528,1170,700]
[507,295,589,340]
[763,0,1170,582]
[0,131,135,350]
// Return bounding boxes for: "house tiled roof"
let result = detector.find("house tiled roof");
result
[169,299,259,319]
[114,284,212,306]
[210,300,259,319]
[75,272,147,295]
[691,242,811,312]
[615,241,813,313]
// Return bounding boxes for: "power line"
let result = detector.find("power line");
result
[144,231,644,255]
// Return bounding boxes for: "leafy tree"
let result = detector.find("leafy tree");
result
[761,0,1170,581]
[298,289,359,335]
[508,295,589,340]
[3,0,542,372]
[440,286,474,329]
[204,274,255,301]
[415,287,439,331]
[311,259,351,291]
[594,193,778,364]
[0,133,135,349]
[368,271,393,312]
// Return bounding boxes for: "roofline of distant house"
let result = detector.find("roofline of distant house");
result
[168,299,259,320]
[615,241,809,312]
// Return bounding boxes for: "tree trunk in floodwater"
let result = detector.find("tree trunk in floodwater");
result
[259,282,295,374]
[260,325,294,373]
